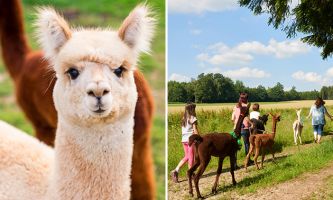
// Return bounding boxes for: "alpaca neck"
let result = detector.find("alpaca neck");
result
[234,113,245,137]
[271,119,278,139]
[297,114,301,122]
[49,117,134,200]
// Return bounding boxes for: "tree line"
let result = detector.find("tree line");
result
[168,73,330,103]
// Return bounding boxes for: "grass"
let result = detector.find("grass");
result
[233,139,333,195]
[168,105,333,178]
[0,0,165,199]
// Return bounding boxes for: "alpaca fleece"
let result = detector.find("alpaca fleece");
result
[0,4,155,200]
[0,1,155,199]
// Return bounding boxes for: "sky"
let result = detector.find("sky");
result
[168,0,333,91]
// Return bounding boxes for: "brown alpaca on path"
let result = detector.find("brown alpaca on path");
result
[245,113,281,170]
[187,103,251,199]
[0,1,155,199]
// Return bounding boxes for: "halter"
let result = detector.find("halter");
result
[229,131,242,149]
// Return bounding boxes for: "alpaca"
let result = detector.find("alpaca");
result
[0,1,155,198]
[250,114,269,135]
[0,5,155,200]
[245,113,281,170]
[187,104,251,199]
[293,109,303,145]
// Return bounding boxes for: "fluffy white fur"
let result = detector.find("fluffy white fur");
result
[293,109,303,145]
[0,121,53,200]
[0,4,155,200]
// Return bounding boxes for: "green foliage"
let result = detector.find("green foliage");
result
[239,0,333,59]
[267,82,285,101]
[321,86,333,99]
[235,139,333,194]
[168,73,322,103]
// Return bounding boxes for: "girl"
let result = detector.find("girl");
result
[307,97,333,143]
[171,102,199,183]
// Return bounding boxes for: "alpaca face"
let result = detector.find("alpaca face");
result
[35,6,155,125]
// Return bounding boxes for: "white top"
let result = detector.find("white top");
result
[250,111,260,120]
[181,116,197,142]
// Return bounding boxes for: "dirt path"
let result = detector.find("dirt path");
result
[239,162,333,200]
[168,136,333,200]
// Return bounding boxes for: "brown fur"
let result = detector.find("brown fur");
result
[187,104,251,199]
[0,1,155,199]
[245,113,281,170]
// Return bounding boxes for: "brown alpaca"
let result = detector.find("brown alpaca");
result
[0,1,155,199]
[187,104,251,199]
[245,113,281,170]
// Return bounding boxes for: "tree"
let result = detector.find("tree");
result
[234,80,246,94]
[239,0,333,59]
[285,86,300,100]
[267,82,285,101]
[168,81,187,102]
[194,73,217,103]
[255,85,268,102]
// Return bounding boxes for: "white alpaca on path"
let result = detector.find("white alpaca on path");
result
[0,5,155,200]
[293,109,304,145]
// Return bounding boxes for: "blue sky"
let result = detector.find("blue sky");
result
[168,0,333,91]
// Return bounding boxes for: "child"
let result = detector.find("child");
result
[250,103,260,120]
[171,102,199,183]
[241,113,251,157]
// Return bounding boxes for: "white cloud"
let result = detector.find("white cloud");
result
[169,0,237,14]
[223,67,271,79]
[169,73,191,82]
[326,67,333,77]
[291,69,333,86]
[291,71,322,82]
[204,67,270,79]
[190,29,202,35]
[197,39,310,66]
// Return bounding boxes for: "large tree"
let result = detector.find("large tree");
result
[239,0,333,59]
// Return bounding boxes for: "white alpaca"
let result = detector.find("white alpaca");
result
[293,109,304,145]
[0,5,155,200]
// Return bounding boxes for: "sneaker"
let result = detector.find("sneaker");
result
[171,170,179,183]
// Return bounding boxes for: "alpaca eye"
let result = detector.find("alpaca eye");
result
[66,68,80,80]
[114,66,124,78]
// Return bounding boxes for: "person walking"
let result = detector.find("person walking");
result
[307,97,333,144]
[170,102,199,183]
[231,92,249,168]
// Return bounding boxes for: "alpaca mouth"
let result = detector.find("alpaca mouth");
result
[94,107,106,114]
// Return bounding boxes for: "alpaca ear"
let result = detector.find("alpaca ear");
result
[35,7,72,61]
[118,4,156,55]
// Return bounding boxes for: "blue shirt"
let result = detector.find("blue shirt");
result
[309,105,326,125]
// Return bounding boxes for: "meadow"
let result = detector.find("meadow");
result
[168,100,333,113]
[0,0,165,199]
[168,101,333,177]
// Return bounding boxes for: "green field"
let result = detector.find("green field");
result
[168,101,333,197]
[168,102,333,176]
[168,100,333,113]
[0,0,165,199]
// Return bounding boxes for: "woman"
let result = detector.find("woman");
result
[170,102,199,183]
[307,97,333,143]
[231,92,251,167]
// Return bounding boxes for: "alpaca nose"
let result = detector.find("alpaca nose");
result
[86,82,110,99]
[87,89,110,98]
